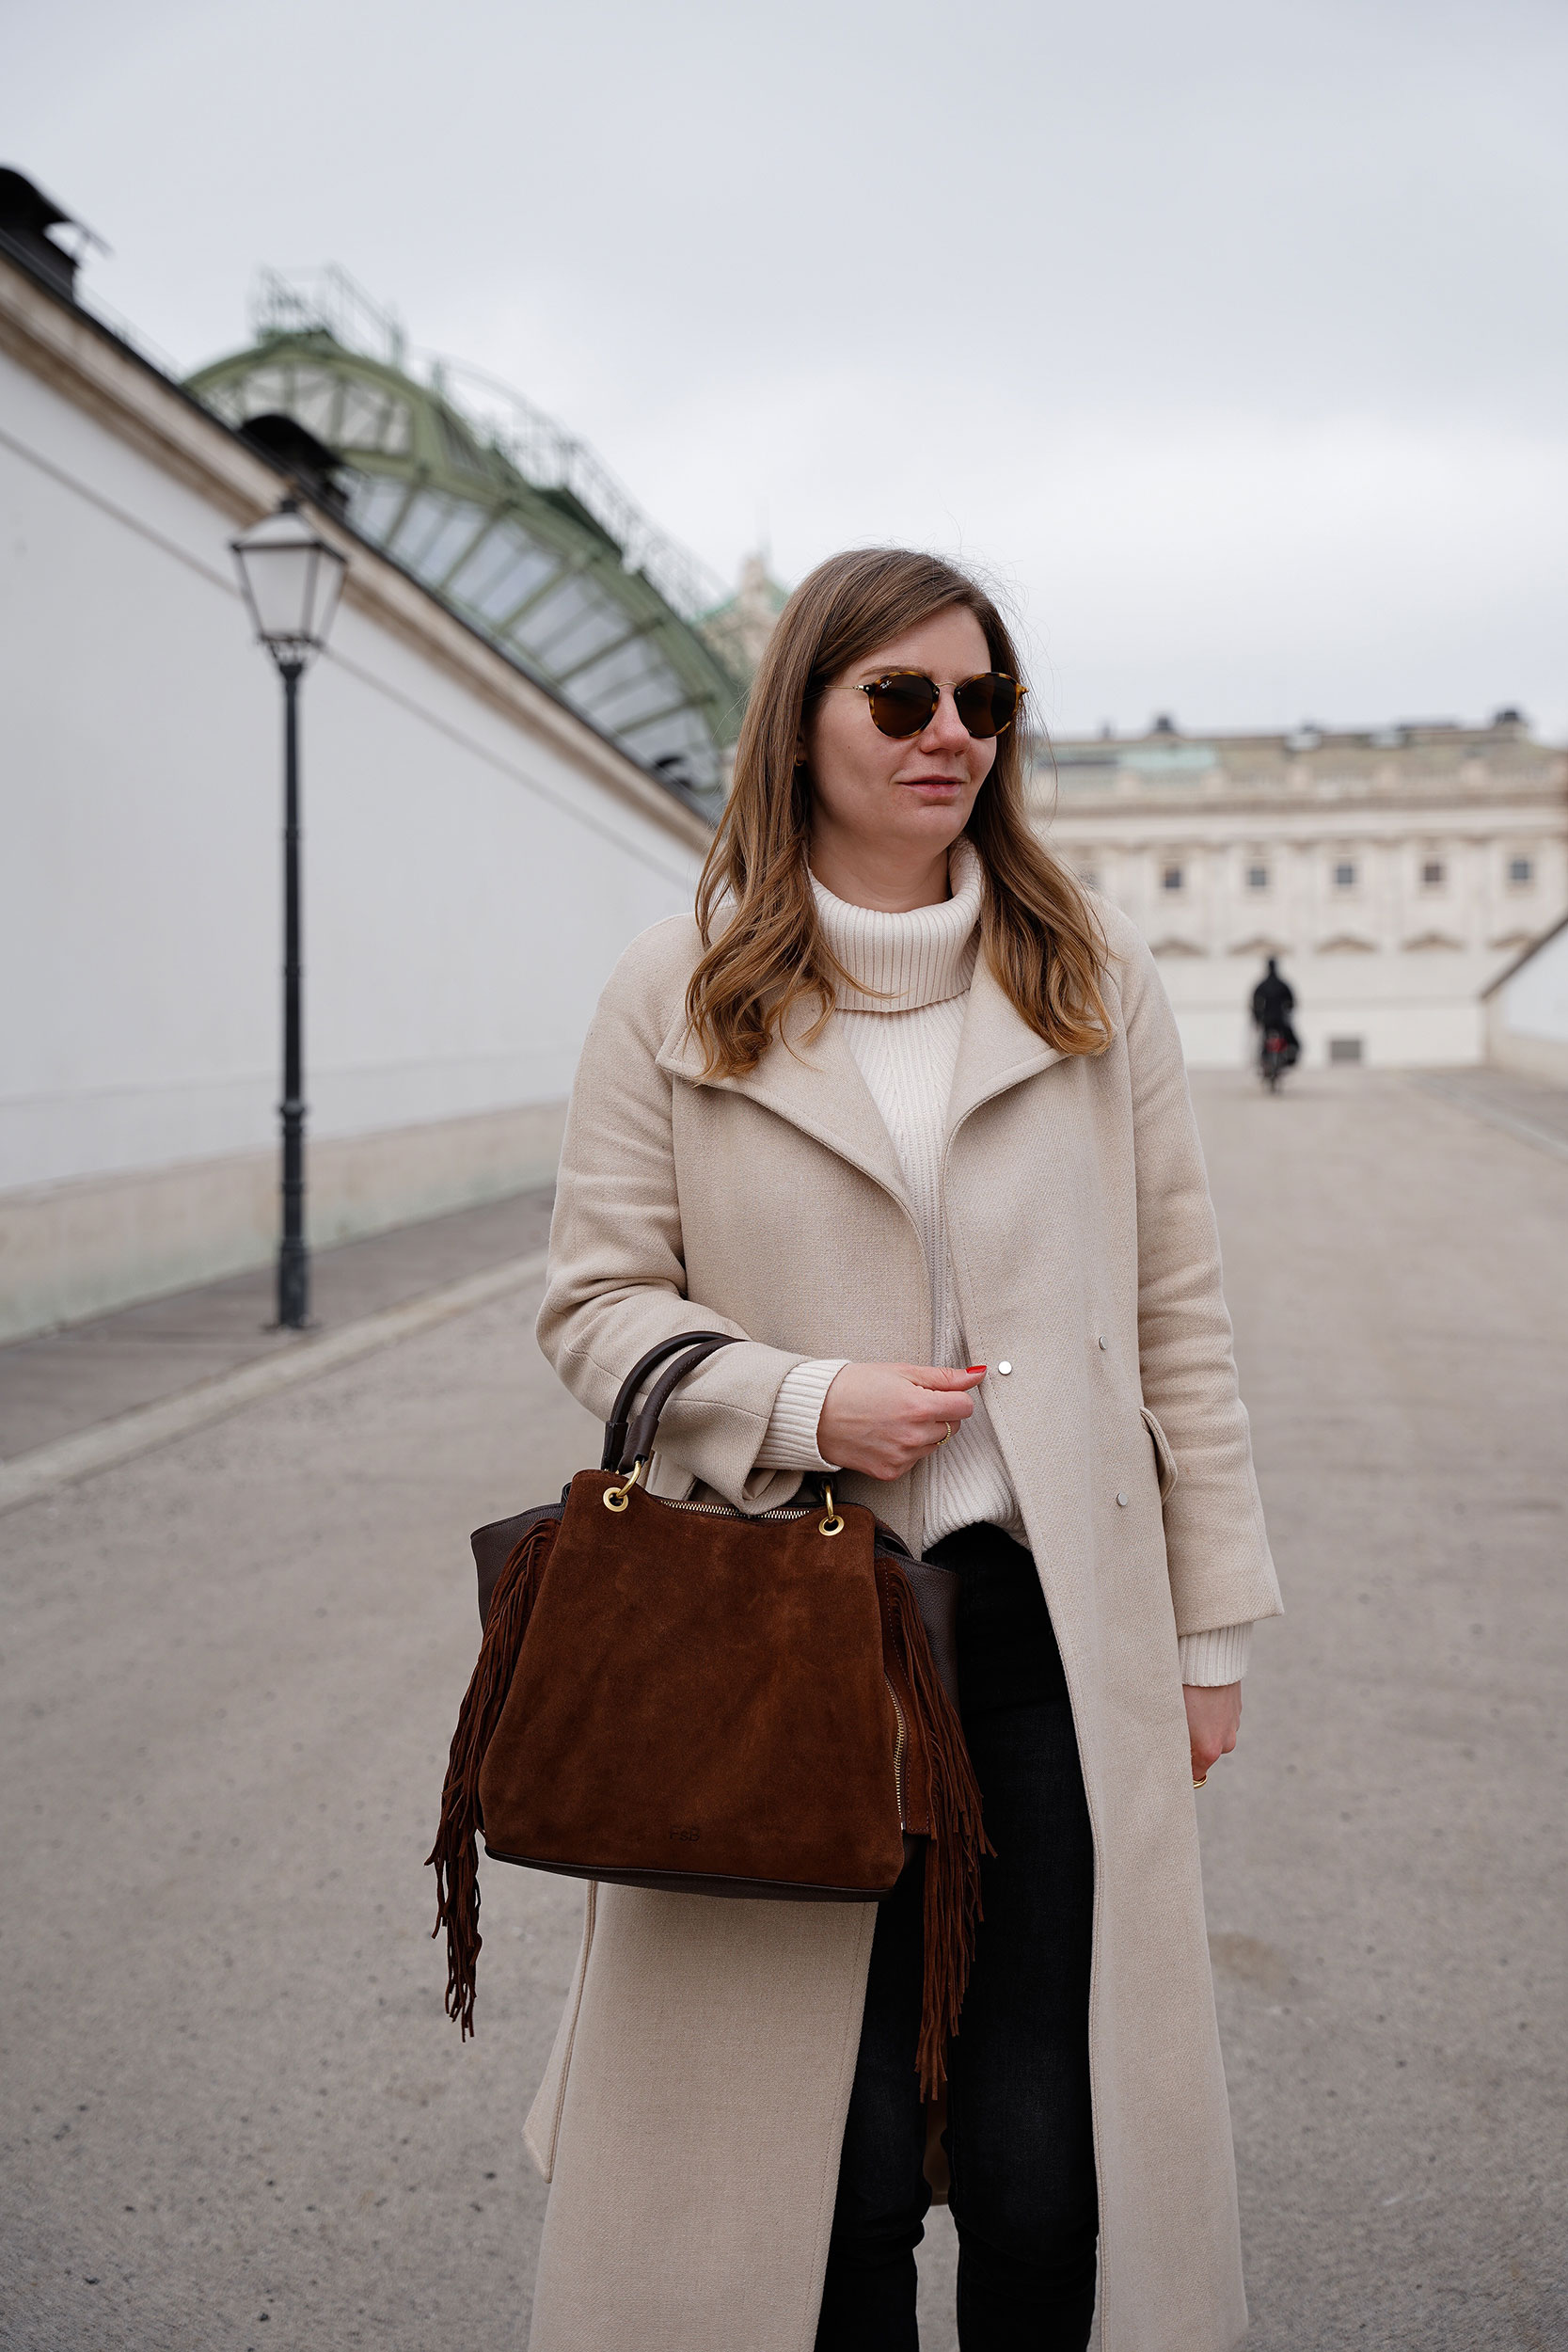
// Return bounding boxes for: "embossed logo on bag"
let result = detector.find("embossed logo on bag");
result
[669,1826,701,1842]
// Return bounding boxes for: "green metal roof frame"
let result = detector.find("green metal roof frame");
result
[187,326,745,803]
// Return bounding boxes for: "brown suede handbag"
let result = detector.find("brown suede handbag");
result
[428,1332,988,2092]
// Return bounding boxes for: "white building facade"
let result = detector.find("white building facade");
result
[0,244,711,1341]
[1033,721,1568,1069]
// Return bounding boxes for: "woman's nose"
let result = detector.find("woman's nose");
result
[925,690,972,751]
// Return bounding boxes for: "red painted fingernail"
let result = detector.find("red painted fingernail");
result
[967,1365,986,1374]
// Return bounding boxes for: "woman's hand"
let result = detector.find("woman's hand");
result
[817,1362,987,1481]
[1183,1682,1243,1784]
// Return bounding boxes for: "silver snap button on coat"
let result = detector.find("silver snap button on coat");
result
[1098,1335,1108,1351]
[997,1360,1012,1375]
[1116,1491,1129,1507]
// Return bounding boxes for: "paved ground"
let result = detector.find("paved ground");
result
[1,1070,1564,2349]
[0,1262,591,2352]
[1406,1064,1568,1160]
[1194,1070,1566,2351]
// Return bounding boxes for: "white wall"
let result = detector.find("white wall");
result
[1486,922,1568,1082]
[1495,922,1568,1044]
[0,325,705,1332]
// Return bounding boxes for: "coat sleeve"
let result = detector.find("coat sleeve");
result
[1118,929,1283,1639]
[535,928,814,1513]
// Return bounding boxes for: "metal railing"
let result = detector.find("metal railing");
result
[249,264,729,625]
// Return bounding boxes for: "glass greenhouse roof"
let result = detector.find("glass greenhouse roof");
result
[188,269,744,811]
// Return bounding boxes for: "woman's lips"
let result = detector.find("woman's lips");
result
[899,776,965,792]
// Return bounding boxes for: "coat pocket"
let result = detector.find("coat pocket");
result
[1139,1406,1179,1502]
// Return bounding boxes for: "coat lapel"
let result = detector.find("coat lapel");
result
[657,952,1067,1205]
[657,998,914,1216]
[945,952,1065,1143]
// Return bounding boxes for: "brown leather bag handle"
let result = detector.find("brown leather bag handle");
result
[600,1330,739,1472]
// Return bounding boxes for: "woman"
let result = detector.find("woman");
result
[527,548,1280,2352]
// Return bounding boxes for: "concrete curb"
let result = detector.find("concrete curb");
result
[0,1248,549,1518]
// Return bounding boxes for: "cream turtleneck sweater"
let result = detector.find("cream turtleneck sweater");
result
[754,837,1253,1688]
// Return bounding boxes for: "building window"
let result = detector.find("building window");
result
[1246,864,1269,891]
[1162,865,1184,893]
[1333,860,1357,889]
[1421,859,1445,888]
[1508,855,1534,886]
[1328,1037,1364,1064]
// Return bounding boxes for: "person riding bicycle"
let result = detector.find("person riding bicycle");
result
[1251,957,1300,1065]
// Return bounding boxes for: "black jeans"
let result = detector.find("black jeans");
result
[815,1524,1098,2352]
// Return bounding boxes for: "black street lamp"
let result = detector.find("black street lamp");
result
[230,500,347,1329]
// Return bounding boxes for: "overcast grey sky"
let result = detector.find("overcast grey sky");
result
[8,0,1566,738]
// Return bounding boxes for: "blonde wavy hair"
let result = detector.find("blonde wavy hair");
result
[687,548,1113,1078]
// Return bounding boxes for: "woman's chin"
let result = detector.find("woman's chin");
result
[890,790,972,840]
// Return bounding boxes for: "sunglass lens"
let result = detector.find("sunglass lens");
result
[865,675,941,738]
[953,674,1021,739]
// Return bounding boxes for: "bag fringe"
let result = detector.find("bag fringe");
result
[426,1515,559,2037]
[882,1565,992,2099]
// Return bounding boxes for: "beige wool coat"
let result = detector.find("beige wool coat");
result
[525,894,1281,2352]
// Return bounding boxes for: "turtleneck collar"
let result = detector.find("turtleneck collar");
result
[810,836,983,1014]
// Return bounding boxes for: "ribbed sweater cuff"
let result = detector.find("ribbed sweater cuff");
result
[1178,1622,1254,1686]
[754,1359,849,1472]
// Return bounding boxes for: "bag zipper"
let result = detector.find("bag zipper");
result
[885,1678,907,1827]
[655,1496,817,1523]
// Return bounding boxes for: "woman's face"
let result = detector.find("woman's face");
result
[802,605,997,875]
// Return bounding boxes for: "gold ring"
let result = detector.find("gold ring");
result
[1192,1774,1208,1788]
[937,1422,952,1445]
[603,1457,644,1512]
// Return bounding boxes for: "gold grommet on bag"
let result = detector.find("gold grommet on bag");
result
[818,1481,845,1538]
[603,1458,644,1513]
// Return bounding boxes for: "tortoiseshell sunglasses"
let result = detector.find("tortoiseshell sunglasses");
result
[842,669,1025,740]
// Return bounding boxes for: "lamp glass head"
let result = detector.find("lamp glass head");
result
[231,500,346,665]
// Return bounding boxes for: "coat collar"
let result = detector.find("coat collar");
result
[657,948,1066,1208]
[657,993,914,1212]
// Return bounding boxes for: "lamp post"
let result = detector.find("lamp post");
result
[230,500,347,1329]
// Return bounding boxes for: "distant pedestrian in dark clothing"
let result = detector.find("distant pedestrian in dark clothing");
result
[1251,958,1300,1063]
